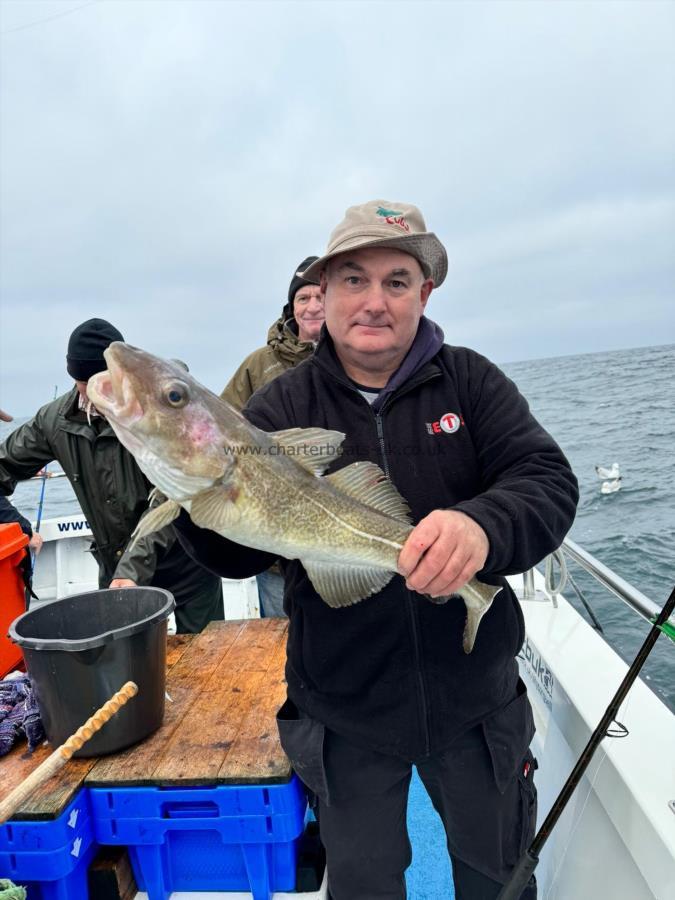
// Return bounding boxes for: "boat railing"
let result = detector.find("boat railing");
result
[519,537,675,633]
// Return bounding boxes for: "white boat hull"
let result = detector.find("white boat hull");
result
[515,575,675,900]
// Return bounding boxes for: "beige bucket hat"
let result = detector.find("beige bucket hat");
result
[301,200,448,287]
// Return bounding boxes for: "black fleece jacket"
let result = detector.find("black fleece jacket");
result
[175,330,578,759]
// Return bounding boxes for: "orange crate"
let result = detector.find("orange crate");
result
[0,522,29,677]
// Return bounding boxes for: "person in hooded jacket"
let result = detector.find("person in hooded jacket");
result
[0,319,223,633]
[221,256,324,616]
[221,255,324,408]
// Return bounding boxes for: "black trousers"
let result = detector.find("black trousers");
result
[278,701,537,900]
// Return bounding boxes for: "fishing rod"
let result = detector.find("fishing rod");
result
[497,582,675,900]
[30,385,58,566]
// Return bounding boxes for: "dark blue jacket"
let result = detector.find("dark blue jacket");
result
[176,331,579,759]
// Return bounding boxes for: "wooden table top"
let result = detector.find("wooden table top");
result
[0,618,291,820]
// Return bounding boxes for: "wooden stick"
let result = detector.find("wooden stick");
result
[0,681,138,824]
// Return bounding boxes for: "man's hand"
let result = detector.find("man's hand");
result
[110,578,137,589]
[28,533,43,555]
[397,510,489,598]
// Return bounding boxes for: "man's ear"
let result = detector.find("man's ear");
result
[420,278,434,310]
[320,270,328,297]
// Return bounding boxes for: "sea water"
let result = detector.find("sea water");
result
[503,343,674,712]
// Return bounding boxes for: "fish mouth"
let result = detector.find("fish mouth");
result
[87,350,144,423]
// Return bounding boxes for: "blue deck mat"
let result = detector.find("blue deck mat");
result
[406,768,455,900]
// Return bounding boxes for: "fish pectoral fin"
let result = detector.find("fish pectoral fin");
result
[270,427,346,476]
[324,462,412,524]
[129,499,181,549]
[303,561,394,608]
[459,579,503,654]
[148,486,168,506]
[190,486,240,531]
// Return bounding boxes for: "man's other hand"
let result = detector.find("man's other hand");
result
[397,510,489,598]
[29,533,43,555]
[110,578,137,589]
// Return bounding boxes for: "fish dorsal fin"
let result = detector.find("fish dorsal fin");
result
[190,486,241,531]
[269,427,345,476]
[303,561,394,608]
[129,499,181,549]
[325,462,412,524]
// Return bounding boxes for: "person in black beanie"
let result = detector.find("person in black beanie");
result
[66,317,124,383]
[219,255,323,617]
[0,318,224,633]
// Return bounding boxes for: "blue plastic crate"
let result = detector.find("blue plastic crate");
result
[0,833,97,900]
[0,789,96,888]
[90,778,306,820]
[0,791,91,853]
[89,778,307,900]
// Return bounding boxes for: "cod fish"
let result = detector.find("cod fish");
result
[87,343,501,652]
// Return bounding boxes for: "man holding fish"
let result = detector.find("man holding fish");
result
[88,200,578,899]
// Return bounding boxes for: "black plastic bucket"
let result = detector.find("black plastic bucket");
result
[9,587,175,757]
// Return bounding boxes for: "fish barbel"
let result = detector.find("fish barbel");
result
[87,342,501,652]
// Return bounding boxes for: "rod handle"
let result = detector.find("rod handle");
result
[496,849,539,899]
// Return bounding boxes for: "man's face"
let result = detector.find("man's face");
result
[293,285,325,342]
[321,247,432,377]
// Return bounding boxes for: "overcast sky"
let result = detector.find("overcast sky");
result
[1,0,673,415]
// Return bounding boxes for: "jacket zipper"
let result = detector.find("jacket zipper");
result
[375,414,390,478]
[375,404,431,757]
[324,367,441,757]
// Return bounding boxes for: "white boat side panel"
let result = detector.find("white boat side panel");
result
[222,577,261,620]
[34,514,92,542]
[514,573,675,900]
[31,534,99,605]
[530,717,655,899]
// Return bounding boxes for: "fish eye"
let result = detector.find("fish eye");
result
[163,381,189,408]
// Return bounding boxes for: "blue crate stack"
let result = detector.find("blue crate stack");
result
[89,776,307,900]
[0,792,97,900]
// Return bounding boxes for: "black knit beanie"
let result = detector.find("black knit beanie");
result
[66,318,124,382]
[282,255,320,322]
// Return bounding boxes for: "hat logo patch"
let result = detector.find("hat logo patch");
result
[376,206,410,233]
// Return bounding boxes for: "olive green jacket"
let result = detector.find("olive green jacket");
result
[0,389,205,592]
[220,316,315,410]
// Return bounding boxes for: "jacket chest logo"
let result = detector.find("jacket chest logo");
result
[425,411,464,435]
